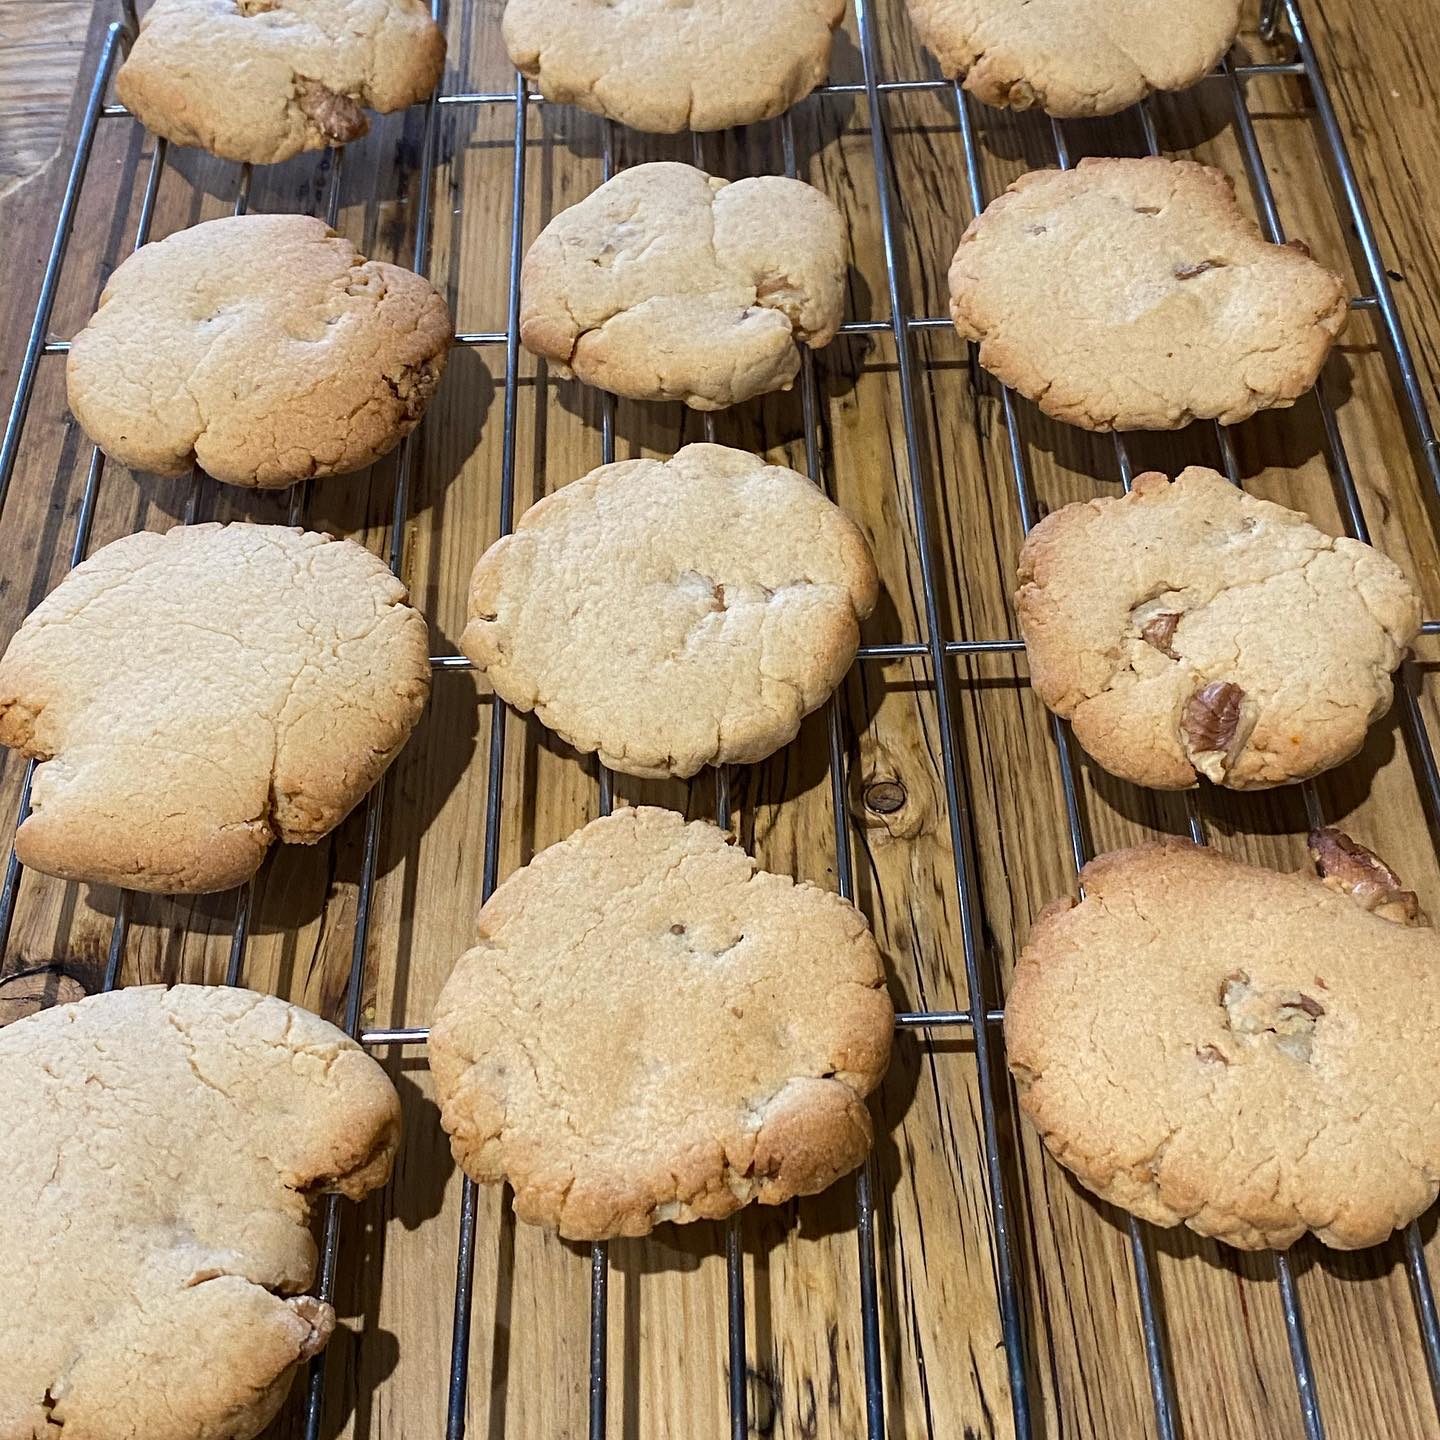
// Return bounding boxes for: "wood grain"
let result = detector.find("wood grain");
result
[2,1,1440,1437]
[0,0,89,199]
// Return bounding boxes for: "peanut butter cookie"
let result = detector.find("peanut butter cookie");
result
[1016,467,1419,789]
[502,0,844,132]
[460,443,877,779]
[67,214,451,488]
[117,0,445,166]
[1,984,400,1440]
[949,157,1348,430]
[1007,833,1440,1250]
[520,162,846,410]
[0,523,430,893]
[907,0,1240,117]
[430,806,894,1239]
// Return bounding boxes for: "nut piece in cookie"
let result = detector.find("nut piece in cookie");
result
[1015,466,1419,789]
[67,214,451,488]
[1,985,400,1440]
[907,0,1241,117]
[520,162,846,410]
[460,443,878,779]
[0,523,431,893]
[502,0,844,133]
[1006,838,1440,1249]
[949,157,1348,430]
[430,806,894,1239]
[116,0,445,166]
[1308,825,1423,925]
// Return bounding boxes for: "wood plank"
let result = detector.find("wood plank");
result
[2,1,1440,1437]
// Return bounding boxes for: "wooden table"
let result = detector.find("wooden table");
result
[3,3,1440,1437]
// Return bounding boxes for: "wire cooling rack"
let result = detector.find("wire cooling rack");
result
[4,0,1440,1437]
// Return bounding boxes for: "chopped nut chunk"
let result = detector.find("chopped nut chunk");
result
[295,79,367,144]
[1140,610,1180,657]
[1182,680,1244,756]
[1220,971,1325,1063]
[1308,827,1423,925]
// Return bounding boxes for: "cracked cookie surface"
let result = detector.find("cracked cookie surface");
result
[430,806,893,1239]
[116,0,445,166]
[460,443,877,779]
[948,157,1348,430]
[1007,836,1440,1250]
[67,214,451,488]
[520,162,846,410]
[0,523,430,893]
[0,983,401,1440]
[502,0,844,133]
[907,0,1240,117]
[1015,467,1419,789]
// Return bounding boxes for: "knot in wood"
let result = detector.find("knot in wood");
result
[863,779,907,815]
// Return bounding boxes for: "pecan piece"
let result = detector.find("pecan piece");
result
[295,79,368,145]
[1220,972,1325,1062]
[1174,260,1220,279]
[291,1296,336,1360]
[1141,610,1180,657]
[1308,826,1423,925]
[1182,680,1244,758]
[383,358,443,423]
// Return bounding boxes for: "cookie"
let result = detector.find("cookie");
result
[1,984,400,1440]
[1016,467,1420,789]
[907,0,1240,117]
[116,0,445,166]
[430,806,893,1239]
[0,523,430,894]
[67,214,451,488]
[1006,833,1440,1250]
[520,162,846,410]
[460,443,877,779]
[948,157,1348,430]
[502,0,844,133]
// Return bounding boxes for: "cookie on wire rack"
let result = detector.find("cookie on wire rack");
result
[116,0,446,166]
[0,523,430,894]
[948,156,1348,431]
[67,214,451,489]
[1007,832,1440,1250]
[519,162,846,410]
[501,0,844,133]
[1,984,401,1440]
[1015,466,1420,789]
[430,806,894,1239]
[906,0,1242,117]
[460,442,878,779]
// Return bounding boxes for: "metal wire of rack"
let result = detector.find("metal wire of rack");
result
[4,0,1440,1436]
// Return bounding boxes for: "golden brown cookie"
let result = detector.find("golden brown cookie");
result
[949,157,1348,430]
[460,443,878,779]
[907,0,1241,117]
[430,806,893,1239]
[1016,467,1420,789]
[117,0,446,166]
[0,523,430,894]
[502,0,844,132]
[67,214,451,488]
[0,984,400,1440]
[520,162,846,410]
[1007,834,1440,1250]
